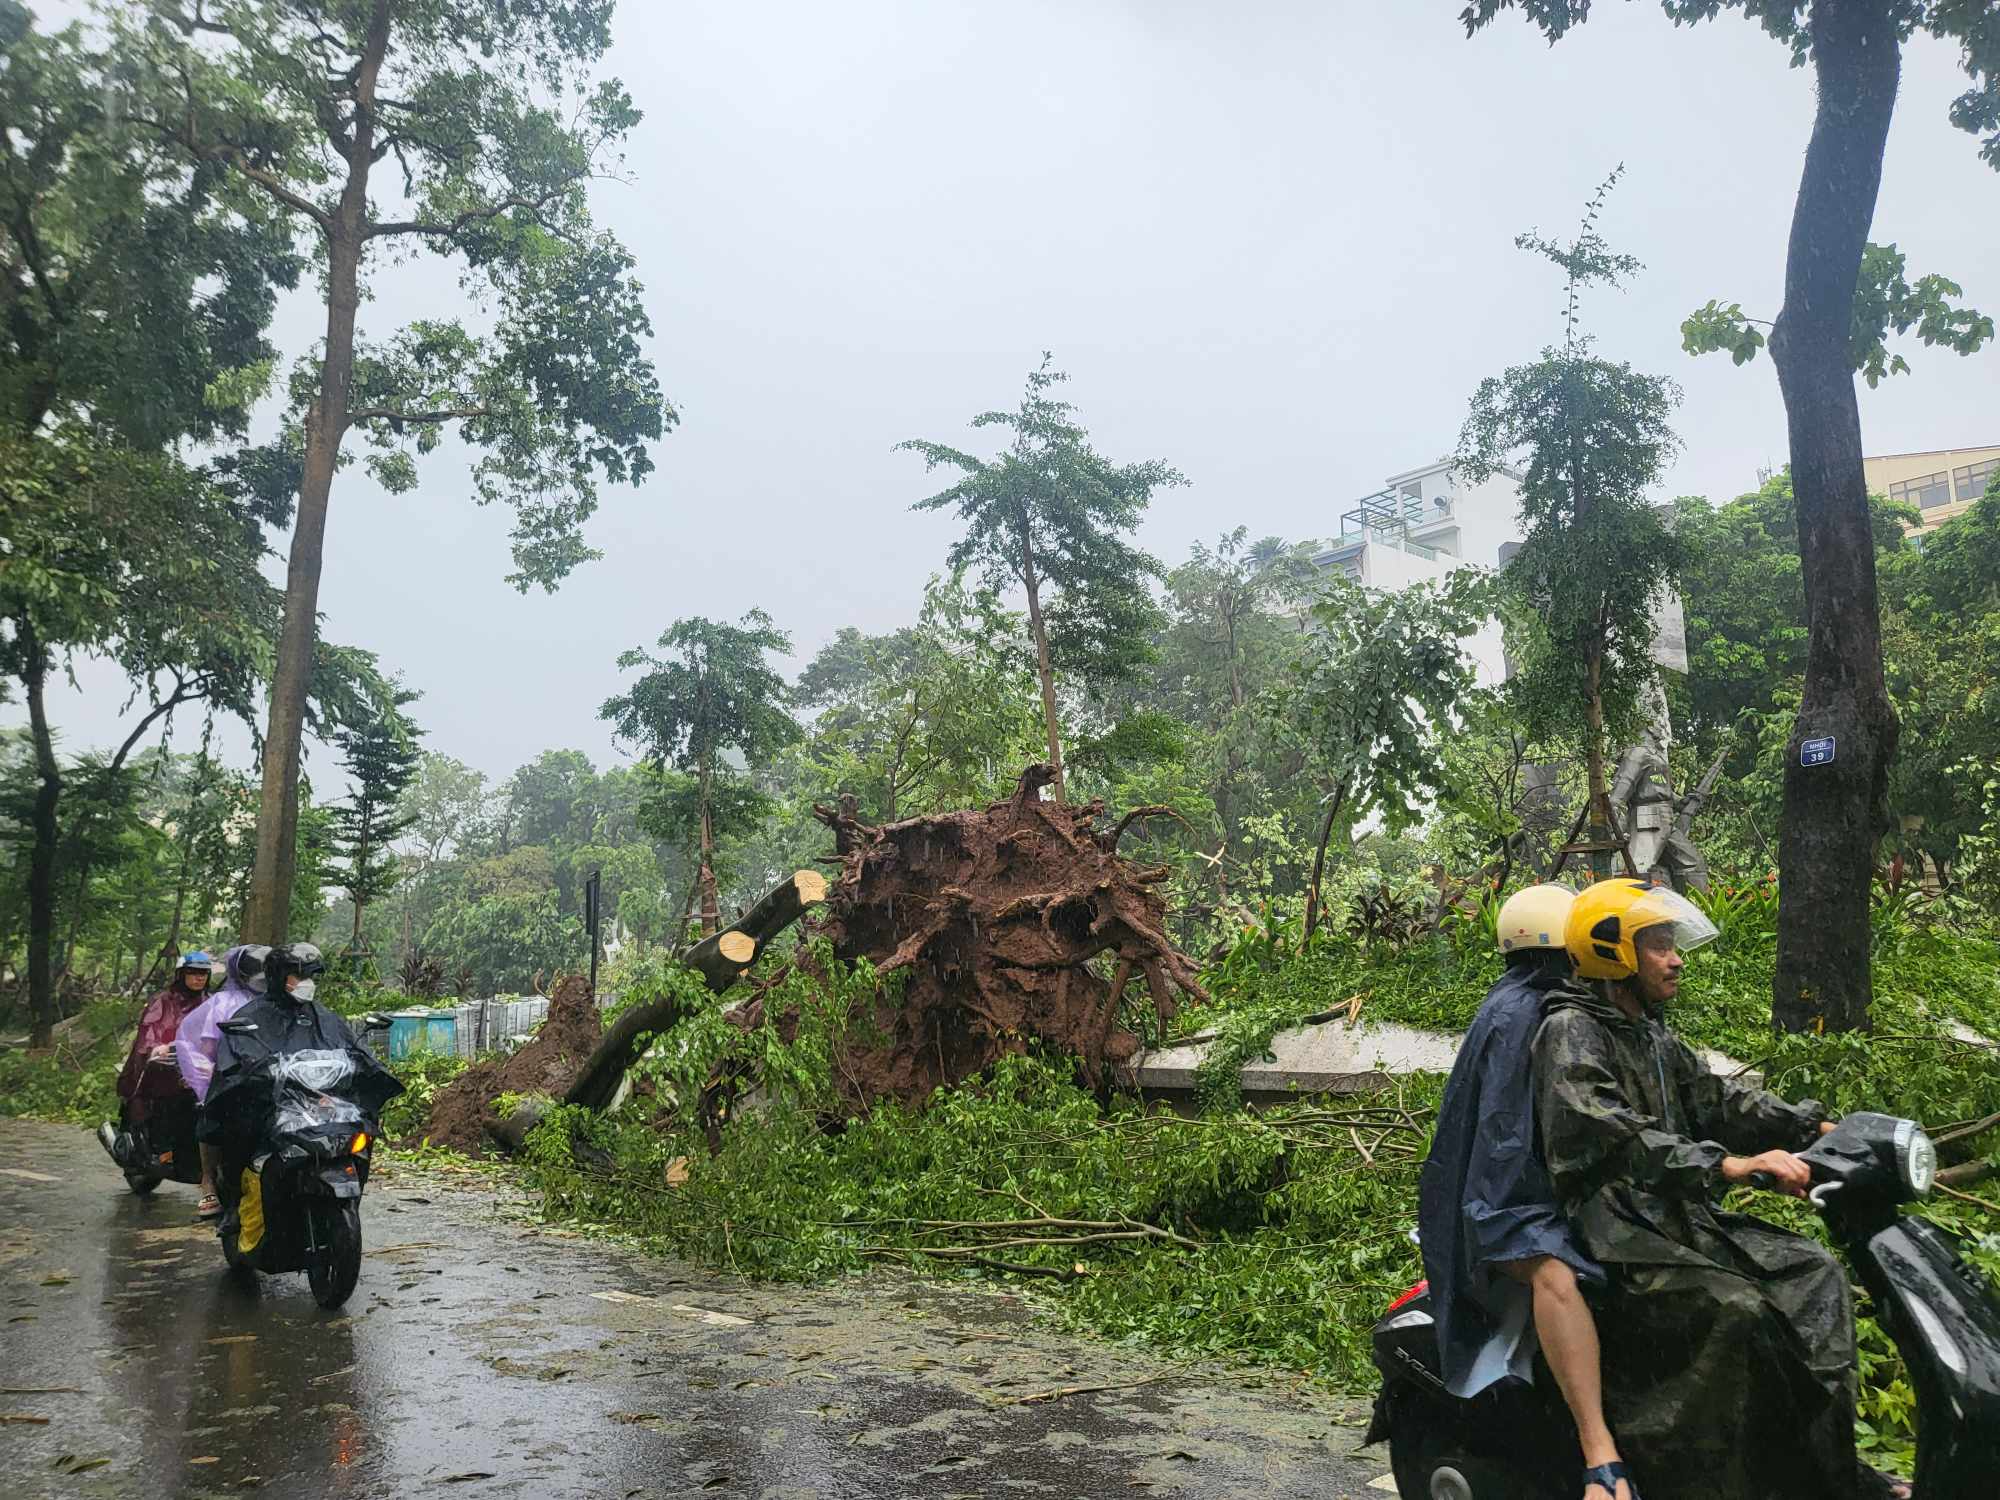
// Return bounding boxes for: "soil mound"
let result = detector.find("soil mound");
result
[421,973,602,1153]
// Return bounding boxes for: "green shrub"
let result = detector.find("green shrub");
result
[0,999,134,1124]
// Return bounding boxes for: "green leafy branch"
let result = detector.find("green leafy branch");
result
[1683,243,1994,387]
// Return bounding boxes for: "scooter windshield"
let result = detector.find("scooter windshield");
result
[271,1048,365,1135]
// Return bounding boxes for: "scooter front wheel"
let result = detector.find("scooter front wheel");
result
[124,1172,162,1195]
[306,1199,362,1309]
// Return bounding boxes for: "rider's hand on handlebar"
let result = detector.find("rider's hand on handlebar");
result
[149,1044,175,1063]
[1722,1149,1812,1197]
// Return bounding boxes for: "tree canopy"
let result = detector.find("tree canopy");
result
[902,355,1184,800]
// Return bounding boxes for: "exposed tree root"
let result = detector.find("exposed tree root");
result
[729,764,1209,1111]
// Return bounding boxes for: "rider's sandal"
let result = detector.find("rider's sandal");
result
[195,1194,222,1220]
[1583,1461,1639,1500]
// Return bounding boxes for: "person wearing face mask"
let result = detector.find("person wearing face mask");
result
[174,944,270,1217]
[1530,880,1883,1500]
[199,943,396,1179]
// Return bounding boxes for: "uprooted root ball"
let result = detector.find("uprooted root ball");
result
[730,764,1207,1110]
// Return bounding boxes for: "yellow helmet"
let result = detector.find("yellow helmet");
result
[1496,884,1576,955]
[1565,879,1719,982]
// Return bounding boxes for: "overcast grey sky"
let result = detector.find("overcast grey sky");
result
[18,1,1998,793]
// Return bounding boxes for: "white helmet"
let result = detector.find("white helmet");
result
[1496,884,1576,955]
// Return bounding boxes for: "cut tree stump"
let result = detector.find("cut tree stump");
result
[729,763,1208,1112]
[562,869,828,1112]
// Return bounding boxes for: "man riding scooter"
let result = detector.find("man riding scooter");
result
[1533,879,1903,1500]
[1419,885,1633,1500]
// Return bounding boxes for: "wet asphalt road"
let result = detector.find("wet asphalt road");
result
[0,1119,1394,1499]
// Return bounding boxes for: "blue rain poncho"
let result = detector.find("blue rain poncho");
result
[1417,959,1603,1396]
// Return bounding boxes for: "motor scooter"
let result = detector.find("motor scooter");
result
[102,1059,206,1197]
[211,1023,396,1308]
[1365,1112,2000,1500]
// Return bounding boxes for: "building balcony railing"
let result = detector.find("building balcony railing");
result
[1335,527,1440,561]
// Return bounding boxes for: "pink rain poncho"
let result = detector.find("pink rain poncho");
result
[175,945,266,1103]
[116,972,208,1123]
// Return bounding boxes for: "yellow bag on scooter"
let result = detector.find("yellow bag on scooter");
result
[237,1164,266,1254]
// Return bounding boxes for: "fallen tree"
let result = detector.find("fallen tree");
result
[728,764,1208,1111]
[447,871,829,1151]
[565,870,828,1111]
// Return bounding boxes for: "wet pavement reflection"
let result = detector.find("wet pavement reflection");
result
[1,1119,1388,1498]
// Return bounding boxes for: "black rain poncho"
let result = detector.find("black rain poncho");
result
[1531,981,1853,1500]
[201,994,401,1156]
[1419,959,1603,1396]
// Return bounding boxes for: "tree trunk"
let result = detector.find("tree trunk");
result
[244,0,391,941]
[696,761,720,938]
[20,627,61,1048]
[1768,0,1902,1035]
[1584,636,1615,880]
[1301,785,1347,942]
[1019,526,1066,802]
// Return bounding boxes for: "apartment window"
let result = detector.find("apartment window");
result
[1954,458,1997,503]
[1888,471,1952,510]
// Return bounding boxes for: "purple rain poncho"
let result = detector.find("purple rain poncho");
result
[174,945,266,1102]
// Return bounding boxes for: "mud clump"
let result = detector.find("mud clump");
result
[730,763,1207,1112]
[420,974,602,1154]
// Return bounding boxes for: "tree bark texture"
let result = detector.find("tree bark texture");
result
[244,0,392,941]
[1768,0,1902,1035]
[727,765,1208,1112]
[21,628,60,1048]
[1301,786,1347,942]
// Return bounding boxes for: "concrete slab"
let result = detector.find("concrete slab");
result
[1135,1016,1757,1104]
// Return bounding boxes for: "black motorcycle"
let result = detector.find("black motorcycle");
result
[1367,1112,2000,1500]
[212,1024,395,1308]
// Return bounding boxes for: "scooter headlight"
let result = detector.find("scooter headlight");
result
[1894,1119,1936,1197]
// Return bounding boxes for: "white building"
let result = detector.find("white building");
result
[1310,457,1525,688]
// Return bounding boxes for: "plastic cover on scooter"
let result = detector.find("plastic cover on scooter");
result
[271,1050,368,1135]
[204,995,402,1147]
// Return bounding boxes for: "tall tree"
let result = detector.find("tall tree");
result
[116,0,672,941]
[328,688,424,954]
[1457,0,2000,1033]
[600,613,799,937]
[1454,171,1683,879]
[901,355,1185,801]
